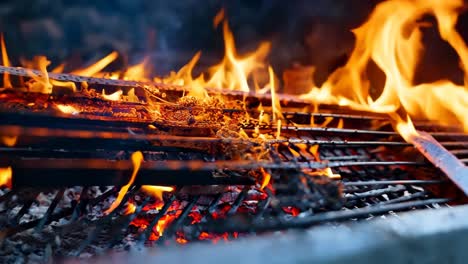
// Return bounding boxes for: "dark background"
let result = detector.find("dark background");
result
[0,0,467,86]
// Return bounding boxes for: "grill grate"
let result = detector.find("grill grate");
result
[0,106,464,262]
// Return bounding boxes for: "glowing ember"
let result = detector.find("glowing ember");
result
[123,202,136,215]
[105,151,143,215]
[0,167,12,189]
[282,206,300,216]
[56,104,79,115]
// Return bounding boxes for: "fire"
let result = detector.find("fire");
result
[259,167,271,190]
[1,136,17,147]
[104,151,144,215]
[204,20,271,93]
[0,167,12,189]
[56,104,79,115]
[1,35,11,89]
[301,0,468,132]
[141,185,174,201]
[123,202,136,215]
[71,51,118,77]
[394,114,420,143]
[101,89,123,101]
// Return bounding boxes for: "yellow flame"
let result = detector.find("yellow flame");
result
[276,119,282,139]
[56,104,79,115]
[204,21,271,92]
[123,202,136,215]
[105,151,143,215]
[1,34,12,89]
[394,114,419,143]
[102,89,123,101]
[72,51,118,76]
[259,167,271,190]
[268,66,284,121]
[301,0,468,132]
[0,167,12,189]
[141,185,174,201]
[123,57,150,81]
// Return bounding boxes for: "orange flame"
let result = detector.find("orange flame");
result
[301,0,468,132]
[72,51,118,77]
[0,167,12,189]
[102,89,123,101]
[1,34,12,89]
[1,136,17,147]
[141,185,174,201]
[259,167,271,190]
[203,20,271,92]
[105,151,143,215]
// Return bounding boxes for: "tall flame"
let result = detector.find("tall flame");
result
[105,151,143,215]
[302,0,468,132]
[1,34,12,89]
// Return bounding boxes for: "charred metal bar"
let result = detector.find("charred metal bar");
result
[2,157,427,187]
[282,111,387,120]
[344,185,406,200]
[378,191,430,205]
[274,138,411,147]
[194,198,450,234]
[160,195,200,244]
[35,189,65,231]
[0,65,310,105]
[73,186,140,256]
[343,180,444,186]
[407,131,468,196]
[106,197,151,249]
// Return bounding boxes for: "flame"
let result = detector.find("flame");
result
[141,185,174,201]
[259,167,271,190]
[201,19,271,93]
[1,136,17,147]
[0,167,12,189]
[1,34,12,89]
[213,8,225,28]
[123,57,150,81]
[102,89,123,101]
[105,151,143,215]
[56,104,79,115]
[301,0,468,132]
[394,114,419,143]
[71,51,118,77]
[268,66,284,121]
[123,202,136,215]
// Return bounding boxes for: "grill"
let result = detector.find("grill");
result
[0,74,466,263]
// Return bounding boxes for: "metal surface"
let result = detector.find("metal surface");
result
[409,131,468,196]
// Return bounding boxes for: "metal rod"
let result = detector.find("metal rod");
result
[2,157,427,187]
[407,131,468,196]
[35,189,65,231]
[343,180,444,186]
[194,198,450,234]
